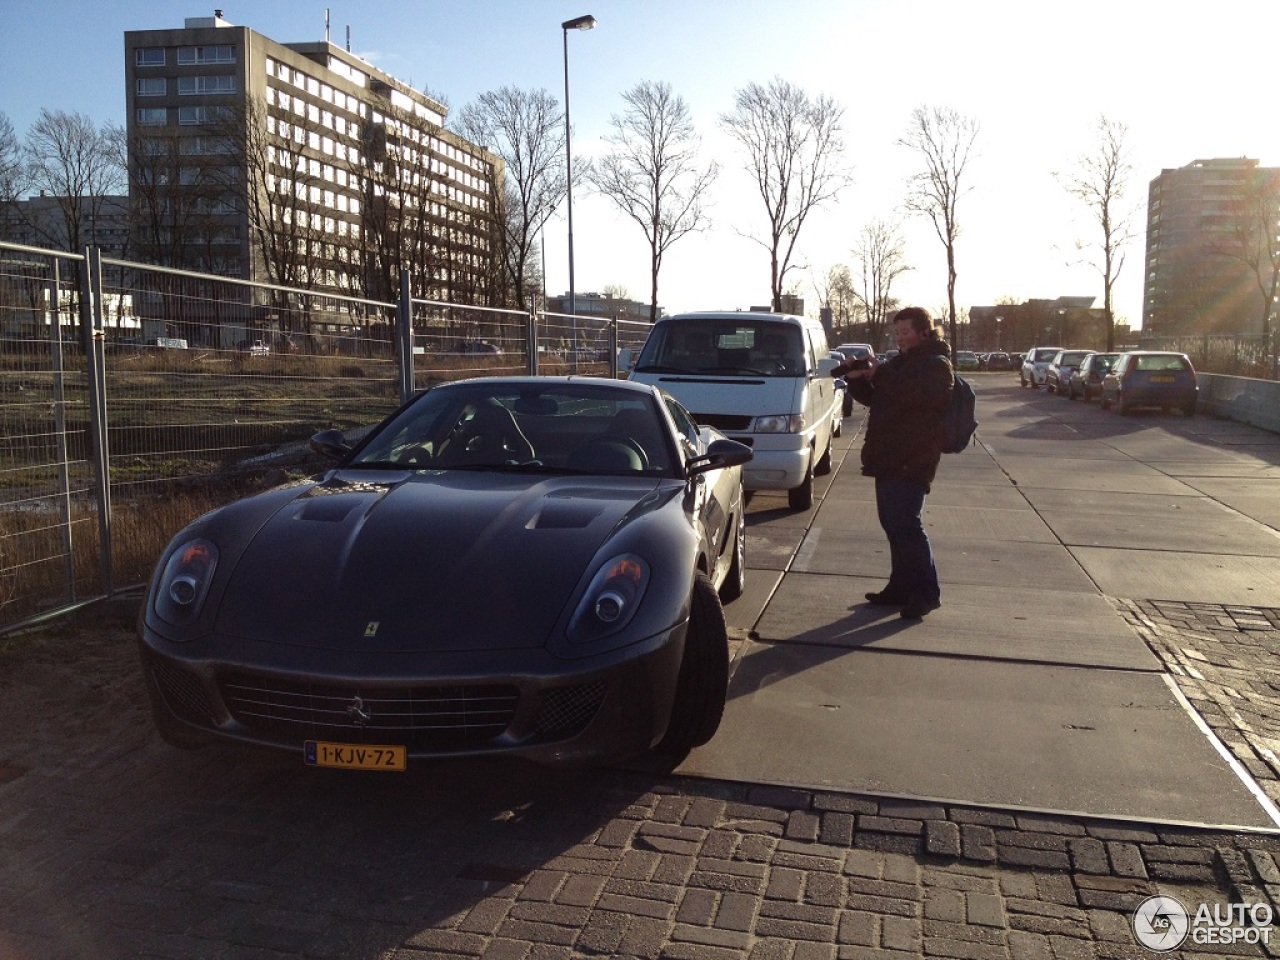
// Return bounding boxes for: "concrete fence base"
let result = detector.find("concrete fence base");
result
[1199,373,1280,434]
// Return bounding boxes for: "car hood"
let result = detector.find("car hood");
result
[214,469,664,653]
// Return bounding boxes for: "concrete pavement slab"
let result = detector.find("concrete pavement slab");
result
[1039,504,1280,556]
[793,530,1099,592]
[1153,460,1280,478]
[821,476,1032,509]
[1071,547,1280,606]
[685,641,1276,827]
[1018,486,1219,514]
[752,572,1159,670]
[998,458,1195,494]
[1212,495,1280,528]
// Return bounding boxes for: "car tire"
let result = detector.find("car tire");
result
[788,457,815,510]
[1020,374,1027,387]
[843,392,854,417]
[1117,394,1131,416]
[719,507,746,604]
[814,438,833,476]
[656,572,729,756]
[1183,400,1196,417]
[1100,395,1111,410]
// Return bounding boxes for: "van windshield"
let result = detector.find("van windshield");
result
[634,320,806,377]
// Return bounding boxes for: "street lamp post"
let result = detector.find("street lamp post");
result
[562,14,595,373]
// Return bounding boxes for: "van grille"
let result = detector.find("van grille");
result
[693,413,753,431]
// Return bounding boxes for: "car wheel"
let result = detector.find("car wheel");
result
[1100,395,1111,410]
[1020,374,1027,387]
[1183,400,1196,417]
[719,506,746,604]
[843,392,854,417]
[1117,394,1130,416]
[814,438,833,476]
[656,572,729,756]
[788,457,815,510]
[832,415,842,439]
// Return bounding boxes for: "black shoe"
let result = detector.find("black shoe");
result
[865,590,908,606]
[900,599,941,620]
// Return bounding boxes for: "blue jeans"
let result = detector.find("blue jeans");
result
[875,477,940,605]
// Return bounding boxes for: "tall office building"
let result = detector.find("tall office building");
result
[123,12,505,320]
[1142,158,1280,336]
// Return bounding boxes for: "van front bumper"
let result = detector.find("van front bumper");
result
[728,437,810,491]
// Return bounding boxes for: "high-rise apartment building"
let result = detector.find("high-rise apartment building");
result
[1142,158,1280,336]
[123,13,505,316]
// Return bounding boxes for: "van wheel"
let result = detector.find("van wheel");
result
[815,439,832,476]
[1117,394,1131,416]
[788,459,815,510]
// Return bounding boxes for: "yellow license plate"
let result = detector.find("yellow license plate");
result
[1149,375,1175,383]
[304,740,406,771]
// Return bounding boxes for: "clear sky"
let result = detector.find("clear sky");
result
[3,0,1277,331]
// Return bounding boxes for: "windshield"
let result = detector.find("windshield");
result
[351,381,677,476]
[635,320,806,377]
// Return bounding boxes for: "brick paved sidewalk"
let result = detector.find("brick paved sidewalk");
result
[4,605,1280,959]
[1116,600,1280,810]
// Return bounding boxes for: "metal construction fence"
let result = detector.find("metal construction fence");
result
[0,240,654,633]
[1137,332,1278,380]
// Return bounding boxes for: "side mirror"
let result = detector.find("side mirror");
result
[687,438,753,478]
[617,347,634,374]
[310,428,351,461]
[817,356,839,376]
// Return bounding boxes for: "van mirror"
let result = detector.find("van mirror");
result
[617,347,633,372]
[817,356,839,376]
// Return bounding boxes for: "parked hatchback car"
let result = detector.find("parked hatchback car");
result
[1020,347,1062,388]
[1067,352,1121,402]
[955,350,980,371]
[1045,350,1093,395]
[1099,351,1198,416]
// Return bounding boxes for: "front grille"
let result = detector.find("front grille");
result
[220,673,518,750]
[534,682,607,737]
[693,413,753,431]
[151,661,218,725]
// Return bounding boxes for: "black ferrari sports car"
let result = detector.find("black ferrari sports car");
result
[138,377,753,769]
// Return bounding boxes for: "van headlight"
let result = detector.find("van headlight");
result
[754,414,804,434]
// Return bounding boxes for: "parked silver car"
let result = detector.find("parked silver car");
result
[1020,347,1062,389]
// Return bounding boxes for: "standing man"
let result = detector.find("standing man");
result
[835,307,954,620]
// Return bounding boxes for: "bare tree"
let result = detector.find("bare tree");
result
[454,87,566,308]
[602,283,631,300]
[812,264,860,341]
[1220,166,1280,365]
[898,105,979,353]
[720,77,851,311]
[126,128,229,271]
[0,112,22,207]
[22,109,126,251]
[586,81,717,323]
[852,218,912,350]
[1057,116,1135,351]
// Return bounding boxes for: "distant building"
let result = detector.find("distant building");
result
[1142,158,1280,336]
[122,12,505,317]
[969,297,1125,352]
[545,291,661,324]
[0,194,130,257]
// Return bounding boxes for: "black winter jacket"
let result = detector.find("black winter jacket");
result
[844,337,954,490]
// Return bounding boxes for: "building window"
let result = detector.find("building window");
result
[178,75,236,95]
[136,108,167,125]
[136,77,166,97]
[177,45,236,65]
[135,47,165,67]
[179,106,226,125]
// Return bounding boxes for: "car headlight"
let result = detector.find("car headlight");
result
[154,538,218,627]
[754,414,804,434]
[567,554,650,645]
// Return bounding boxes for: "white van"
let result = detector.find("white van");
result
[626,311,841,510]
